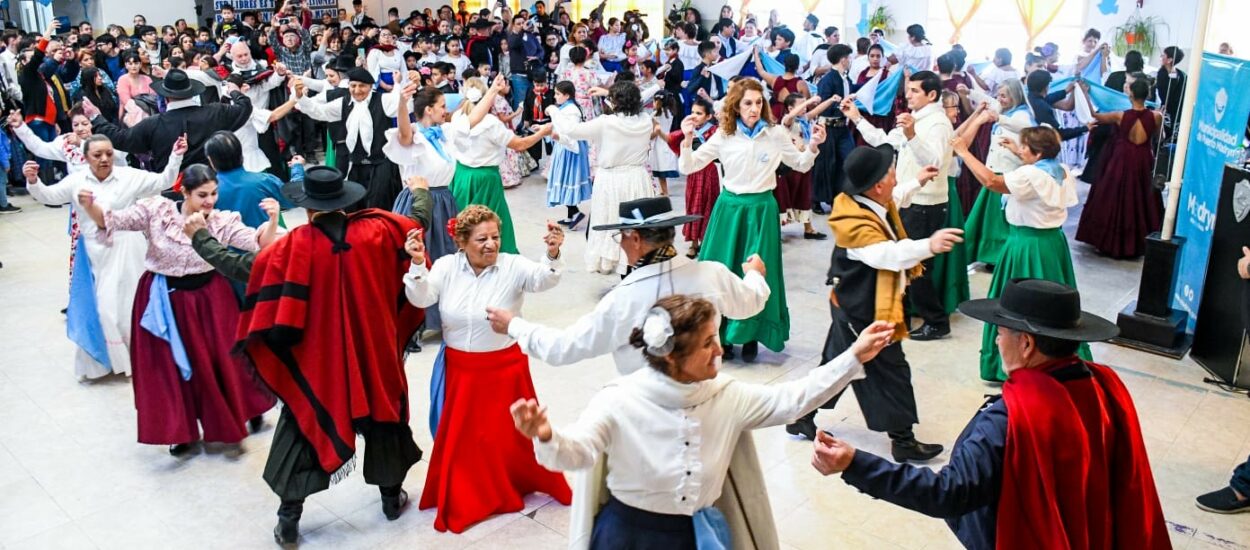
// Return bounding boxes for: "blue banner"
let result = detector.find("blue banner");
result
[1172,52,1250,332]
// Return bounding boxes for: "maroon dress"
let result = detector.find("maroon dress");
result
[668,127,720,243]
[769,76,803,121]
[1075,109,1163,258]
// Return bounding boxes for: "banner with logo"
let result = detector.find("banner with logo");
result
[213,0,338,24]
[1172,52,1250,332]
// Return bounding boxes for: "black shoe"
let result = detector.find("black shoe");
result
[803,231,827,240]
[274,501,303,546]
[8,186,28,196]
[909,324,950,341]
[382,489,409,520]
[567,212,586,229]
[249,415,265,433]
[169,443,193,456]
[812,204,828,215]
[1197,487,1250,514]
[556,217,573,226]
[785,416,818,441]
[44,203,62,208]
[0,204,19,214]
[406,336,422,353]
[741,341,759,363]
[60,307,68,315]
[890,438,944,462]
[722,344,736,361]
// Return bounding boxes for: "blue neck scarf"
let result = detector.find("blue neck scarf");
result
[992,104,1033,135]
[694,121,714,143]
[796,118,812,142]
[420,124,452,162]
[736,119,767,139]
[1033,157,1065,182]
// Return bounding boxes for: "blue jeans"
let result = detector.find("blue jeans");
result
[0,179,8,208]
[509,74,531,111]
[1231,456,1250,496]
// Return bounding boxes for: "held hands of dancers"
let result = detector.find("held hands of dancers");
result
[183,212,207,238]
[916,164,940,186]
[543,220,564,260]
[405,175,429,191]
[838,96,862,123]
[950,136,971,156]
[741,254,766,278]
[485,307,513,335]
[929,228,965,255]
[291,78,306,98]
[811,430,855,476]
[405,228,426,266]
[510,398,553,442]
[6,109,21,128]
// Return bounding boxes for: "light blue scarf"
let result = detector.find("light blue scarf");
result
[140,274,192,381]
[420,124,452,162]
[693,507,733,549]
[736,118,767,139]
[1033,157,1065,183]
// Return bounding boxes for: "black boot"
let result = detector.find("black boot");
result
[722,344,736,361]
[168,443,193,456]
[890,436,944,463]
[741,341,759,363]
[249,415,265,433]
[381,486,409,521]
[274,499,303,546]
[785,411,818,441]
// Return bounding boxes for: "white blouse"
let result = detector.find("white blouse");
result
[678,125,816,194]
[546,111,653,169]
[677,41,702,73]
[533,349,865,516]
[439,53,471,78]
[382,124,457,188]
[597,32,626,61]
[447,112,516,167]
[985,107,1034,174]
[403,252,563,352]
[894,42,933,74]
[546,102,584,149]
[367,49,408,87]
[854,102,953,205]
[1002,163,1079,229]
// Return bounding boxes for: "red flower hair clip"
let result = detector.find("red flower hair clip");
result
[172,172,185,193]
[446,217,458,239]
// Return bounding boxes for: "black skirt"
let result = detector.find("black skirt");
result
[589,497,696,550]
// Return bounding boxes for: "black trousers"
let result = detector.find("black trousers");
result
[802,301,920,438]
[279,111,318,158]
[258,129,290,181]
[346,157,401,211]
[263,406,421,502]
[900,203,949,329]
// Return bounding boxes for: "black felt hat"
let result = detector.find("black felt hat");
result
[842,144,896,196]
[346,67,375,85]
[959,279,1120,342]
[281,165,367,211]
[591,197,700,231]
[152,69,206,98]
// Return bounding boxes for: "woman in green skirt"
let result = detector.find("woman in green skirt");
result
[932,91,971,314]
[447,76,553,254]
[958,78,1034,268]
[677,78,823,362]
[953,126,1089,382]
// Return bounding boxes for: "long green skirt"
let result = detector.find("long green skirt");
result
[930,177,971,314]
[979,224,1091,381]
[450,162,518,254]
[963,186,1010,266]
[697,190,789,351]
[324,128,336,168]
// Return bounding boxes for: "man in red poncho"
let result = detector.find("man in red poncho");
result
[808,278,1171,549]
[236,166,427,546]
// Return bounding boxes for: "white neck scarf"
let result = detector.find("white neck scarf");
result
[345,92,374,153]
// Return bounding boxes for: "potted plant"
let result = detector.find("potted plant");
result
[868,4,895,37]
[1114,13,1168,57]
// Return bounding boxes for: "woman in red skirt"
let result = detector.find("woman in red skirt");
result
[1075,77,1163,258]
[77,161,281,455]
[668,97,719,258]
[403,205,573,533]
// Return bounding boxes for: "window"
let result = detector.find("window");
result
[925,0,1087,66]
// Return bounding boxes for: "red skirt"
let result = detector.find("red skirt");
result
[130,271,275,445]
[773,170,812,212]
[419,344,572,533]
[682,165,720,242]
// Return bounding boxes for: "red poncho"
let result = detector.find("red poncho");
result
[237,210,425,475]
[997,360,1170,549]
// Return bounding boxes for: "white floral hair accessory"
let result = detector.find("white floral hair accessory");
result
[642,307,676,356]
[463,87,484,104]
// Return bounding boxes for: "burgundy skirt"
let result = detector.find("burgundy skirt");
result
[130,271,275,446]
[682,165,721,242]
[773,170,812,212]
[1075,141,1162,258]
[955,124,993,216]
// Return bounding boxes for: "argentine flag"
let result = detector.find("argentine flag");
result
[853,66,906,117]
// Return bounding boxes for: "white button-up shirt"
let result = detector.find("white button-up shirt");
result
[404,251,563,352]
[855,102,954,205]
[296,87,407,153]
[1003,164,1079,229]
[546,111,653,168]
[533,349,865,516]
[678,125,816,194]
[509,256,769,374]
[382,124,457,188]
[447,113,516,168]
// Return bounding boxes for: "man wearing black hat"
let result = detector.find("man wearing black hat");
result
[810,279,1169,550]
[466,18,499,73]
[293,68,408,210]
[485,196,771,375]
[84,69,253,171]
[296,55,355,173]
[236,167,430,546]
[785,145,958,463]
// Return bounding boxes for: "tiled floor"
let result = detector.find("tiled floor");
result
[1,173,1249,550]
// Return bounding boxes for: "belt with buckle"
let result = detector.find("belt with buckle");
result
[820,117,848,128]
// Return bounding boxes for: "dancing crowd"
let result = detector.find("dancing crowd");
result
[3,1,1220,547]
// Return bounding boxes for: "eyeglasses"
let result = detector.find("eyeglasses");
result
[610,231,623,243]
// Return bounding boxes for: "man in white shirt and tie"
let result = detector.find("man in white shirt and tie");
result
[485,196,771,375]
[841,70,956,341]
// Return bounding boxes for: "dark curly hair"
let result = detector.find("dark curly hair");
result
[628,295,719,376]
[607,81,642,116]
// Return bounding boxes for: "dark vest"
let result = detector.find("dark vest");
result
[829,198,900,325]
[323,87,350,144]
[340,91,390,162]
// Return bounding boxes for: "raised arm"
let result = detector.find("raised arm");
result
[119,135,187,202]
[952,137,1008,194]
[678,118,723,174]
[402,254,445,308]
[753,48,777,86]
[22,161,75,205]
[11,119,70,163]
[523,391,615,471]
[507,293,633,366]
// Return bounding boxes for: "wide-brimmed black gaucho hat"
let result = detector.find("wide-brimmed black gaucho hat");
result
[842,144,896,196]
[281,165,367,211]
[591,196,701,231]
[959,278,1120,342]
[153,69,207,99]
